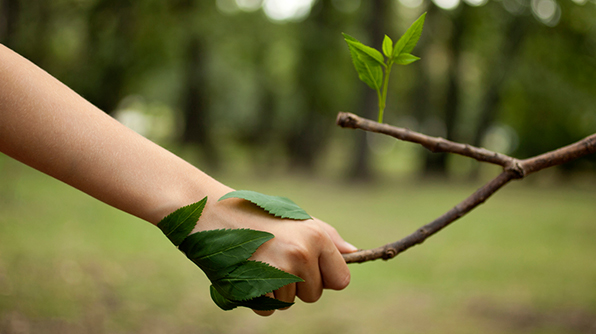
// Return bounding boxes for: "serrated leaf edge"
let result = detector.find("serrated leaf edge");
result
[210,285,295,311]
[219,190,312,220]
[213,260,303,302]
[392,12,426,60]
[157,197,207,246]
[180,228,273,266]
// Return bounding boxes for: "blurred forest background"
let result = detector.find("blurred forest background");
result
[2,0,595,180]
[1,1,596,334]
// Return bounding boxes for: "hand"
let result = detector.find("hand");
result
[194,191,357,316]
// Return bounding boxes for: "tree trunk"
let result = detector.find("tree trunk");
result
[181,35,219,171]
[285,0,343,172]
[423,5,468,177]
[472,14,528,147]
[0,0,19,47]
[84,0,133,114]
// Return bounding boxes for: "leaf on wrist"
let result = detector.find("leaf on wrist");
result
[211,260,303,301]
[219,190,311,220]
[210,286,294,311]
[160,192,306,311]
[179,228,273,281]
[157,197,207,246]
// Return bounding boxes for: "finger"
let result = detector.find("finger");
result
[293,249,323,303]
[253,292,275,317]
[319,243,351,291]
[296,274,323,303]
[318,220,358,254]
[273,283,296,310]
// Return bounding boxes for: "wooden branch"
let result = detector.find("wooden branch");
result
[336,112,596,264]
[336,112,519,171]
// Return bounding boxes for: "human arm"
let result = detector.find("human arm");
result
[0,43,356,315]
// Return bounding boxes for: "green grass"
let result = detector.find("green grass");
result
[1,157,595,334]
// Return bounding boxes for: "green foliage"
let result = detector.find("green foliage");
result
[382,35,393,58]
[158,190,312,311]
[157,197,207,246]
[343,33,384,91]
[209,286,294,311]
[343,13,426,123]
[392,13,426,59]
[211,260,302,301]
[178,228,274,280]
[219,190,312,220]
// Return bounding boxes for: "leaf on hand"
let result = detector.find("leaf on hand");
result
[160,192,308,311]
[157,197,207,246]
[343,33,384,91]
[210,286,294,311]
[219,190,311,220]
[382,35,393,58]
[392,12,426,60]
[179,229,273,280]
[394,53,420,65]
[212,260,303,301]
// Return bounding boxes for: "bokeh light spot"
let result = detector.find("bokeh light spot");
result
[432,0,461,10]
[262,0,315,22]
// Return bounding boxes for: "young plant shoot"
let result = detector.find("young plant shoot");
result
[343,12,426,123]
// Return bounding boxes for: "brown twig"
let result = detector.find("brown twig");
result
[336,112,520,171]
[337,112,596,264]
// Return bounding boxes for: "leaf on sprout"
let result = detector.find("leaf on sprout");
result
[343,33,384,91]
[219,190,311,220]
[392,12,426,60]
[382,35,393,58]
[157,197,207,246]
[345,40,385,67]
[394,53,420,65]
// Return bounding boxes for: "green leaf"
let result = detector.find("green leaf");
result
[219,190,311,220]
[345,41,385,67]
[212,261,303,301]
[210,285,238,310]
[343,33,384,91]
[382,35,393,58]
[157,197,207,246]
[210,286,294,311]
[179,229,273,280]
[394,53,420,65]
[392,12,426,59]
[159,194,305,311]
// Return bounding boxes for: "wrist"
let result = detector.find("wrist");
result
[149,171,232,225]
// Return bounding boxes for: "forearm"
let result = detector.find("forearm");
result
[0,43,225,224]
[0,44,354,315]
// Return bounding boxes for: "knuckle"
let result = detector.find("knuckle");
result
[303,221,326,241]
[287,243,311,264]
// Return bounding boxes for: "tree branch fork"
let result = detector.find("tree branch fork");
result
[336,112,596,264]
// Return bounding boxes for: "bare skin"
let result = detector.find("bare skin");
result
[0,44,356,316]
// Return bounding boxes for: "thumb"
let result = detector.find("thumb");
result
[317,219,358,254]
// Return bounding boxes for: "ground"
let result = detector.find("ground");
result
[1,157,595,334]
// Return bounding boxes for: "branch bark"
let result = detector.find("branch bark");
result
[336,112,596,263]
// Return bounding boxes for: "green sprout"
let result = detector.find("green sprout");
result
[343,12,426,123]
